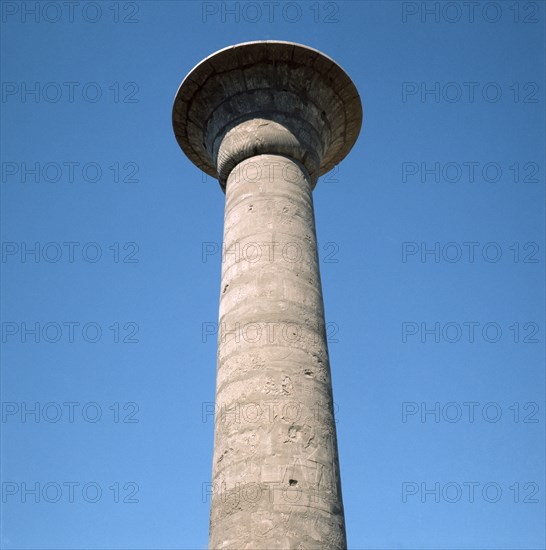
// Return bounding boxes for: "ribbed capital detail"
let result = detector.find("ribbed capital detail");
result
[215,118,321,187]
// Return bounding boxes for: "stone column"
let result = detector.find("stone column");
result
[172,41,362,550]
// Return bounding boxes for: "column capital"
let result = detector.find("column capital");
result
[172,40,362,190]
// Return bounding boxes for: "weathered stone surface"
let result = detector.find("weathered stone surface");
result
[172,41,362,550]
[211,155,345,549]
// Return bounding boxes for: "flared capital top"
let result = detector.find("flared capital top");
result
[172,40,362,186]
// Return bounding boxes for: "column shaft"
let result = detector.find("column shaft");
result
[210,154,346,549]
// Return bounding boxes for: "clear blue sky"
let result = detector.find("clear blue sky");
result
[1,1,545,549]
